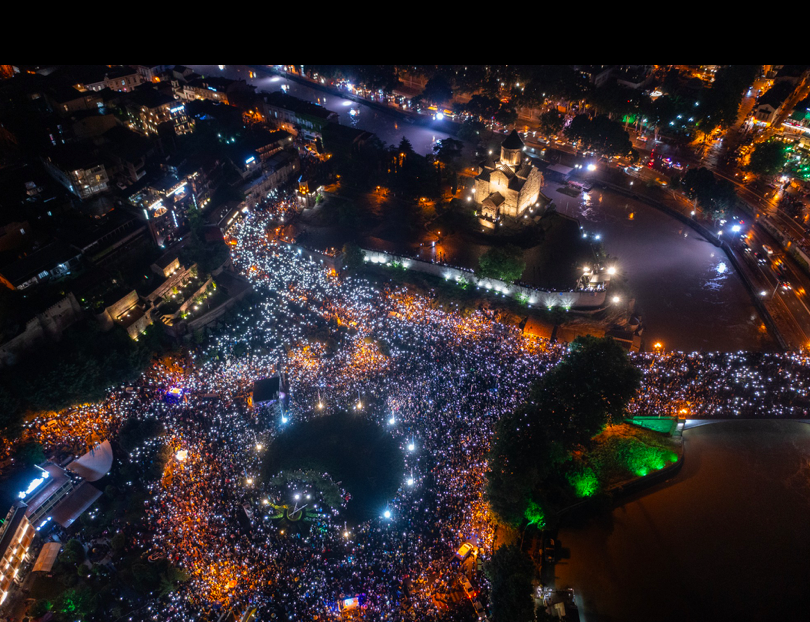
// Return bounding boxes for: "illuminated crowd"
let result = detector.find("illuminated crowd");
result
[19,194,810,620]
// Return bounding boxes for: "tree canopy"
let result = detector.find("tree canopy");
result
[478,245,526,283]
[682,167,737,221]
[485,544,537,622]
[564,114,636,159]
[748,140,790,177]
[487,336,641,526]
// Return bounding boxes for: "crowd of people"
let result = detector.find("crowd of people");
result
[19,193,810,621]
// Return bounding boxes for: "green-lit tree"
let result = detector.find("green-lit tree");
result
[487,336,641,525]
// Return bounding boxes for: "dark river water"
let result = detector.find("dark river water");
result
[555,421,810,622]
[548,185,775,352]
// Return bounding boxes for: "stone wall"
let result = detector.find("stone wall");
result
[360,249,606,310]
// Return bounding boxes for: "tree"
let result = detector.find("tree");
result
[485,545,536,622]
[433,138,464,194]
[682,167,737,221]
[538,336,642,444]
[749,140,789,177]
[341,243,364,272]
[700,65,760,130]
[494,105,518,127]
[478,245,526,282]
[13,441,44,467]
[61,539,85,565]
[458,118,487,143]
[421,75,453,107]
[487,336,640,525]
[538,110,564,136]
[464,94,501,120]
[564,114,635,159]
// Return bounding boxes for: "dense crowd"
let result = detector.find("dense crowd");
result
[20,193,810,621]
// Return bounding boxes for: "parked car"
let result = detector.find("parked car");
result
[459,576,477,600]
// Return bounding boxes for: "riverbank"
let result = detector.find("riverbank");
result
[591,177,788,350]
[555,420,810,622]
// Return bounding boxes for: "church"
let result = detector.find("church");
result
[474,130,544,224]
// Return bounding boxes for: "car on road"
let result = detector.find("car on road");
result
[762,245,775,256]
[743,242,751,252]
[780,280,792,291]
[755,252,767,265]
[454,542,476,563]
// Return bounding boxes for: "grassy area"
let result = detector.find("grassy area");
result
[566,424,680,499]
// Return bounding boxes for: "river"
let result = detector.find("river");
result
[548,184,775,352]
[555,421,810,622]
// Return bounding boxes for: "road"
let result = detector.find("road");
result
[188,65,455,156]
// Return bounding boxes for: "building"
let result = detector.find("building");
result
[180,76,253,106]
[0,502,33,606]
[0,242,83,291]
[242,149,300,208]
[261,91,338,134]
[474,130,544,223]
[82,65,143,93]
[125,86,193,136]
[754,82,795,125]
[0,292,83,366]
[47,85,104,116]
[42,144,109,200]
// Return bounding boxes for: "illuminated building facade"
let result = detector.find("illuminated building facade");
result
[474,130,544,222]
[0,503,33,607]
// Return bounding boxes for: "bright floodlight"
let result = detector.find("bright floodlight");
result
[435,112,444,121]
[389,416,395,425]
[607,266,617,275]
[407,443,415,452]
[612,296,620,303]
[407,478,414,486]
[732,225,741,232]
[281,416,288,423]
[175,449,188,462]
[587,163,597,171]
[384,510,391,519]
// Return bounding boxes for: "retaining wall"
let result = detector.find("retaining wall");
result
[360,248,607,310]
